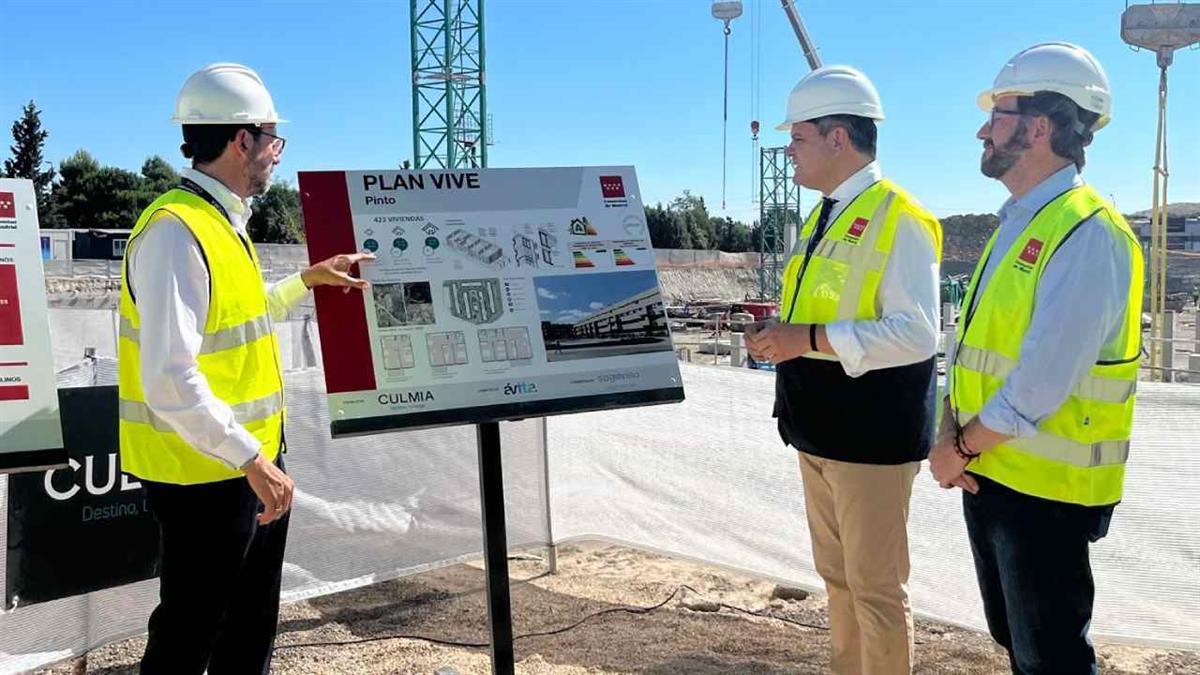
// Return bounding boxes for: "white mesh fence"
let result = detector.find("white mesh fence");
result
[0,309,1196,672]
[1,308,549,672]
[548,362,1200,650]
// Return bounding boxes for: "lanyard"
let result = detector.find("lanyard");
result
[177,178,255,261]
[178,177,232,225]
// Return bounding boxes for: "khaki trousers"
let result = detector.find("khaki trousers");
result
[799,452,920,675]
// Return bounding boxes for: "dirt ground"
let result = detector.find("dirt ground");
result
[38,543,1198,675]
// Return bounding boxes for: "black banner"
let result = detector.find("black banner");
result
[5,386,160,607]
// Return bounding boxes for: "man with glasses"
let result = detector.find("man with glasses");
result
[118,63,372,674]
[929,43,1143,674]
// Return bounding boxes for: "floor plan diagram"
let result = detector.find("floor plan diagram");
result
[426,331,469,367]
[444,278,505,324]
[478,327,534,363]
[380,335,416,371]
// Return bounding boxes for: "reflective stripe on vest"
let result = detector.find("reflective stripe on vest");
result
[119,393,283,433]
[120,313,272,355]
[954,344,1137,404]
[953,409,1130,468]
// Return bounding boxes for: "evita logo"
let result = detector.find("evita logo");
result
[378,390,435,405]
[504,382,538,396]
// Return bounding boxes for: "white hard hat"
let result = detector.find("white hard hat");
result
[977,42,1111,131]
[776,65,884,131]
[172,63,285,125]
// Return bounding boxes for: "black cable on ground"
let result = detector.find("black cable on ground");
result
[273,584,827,653]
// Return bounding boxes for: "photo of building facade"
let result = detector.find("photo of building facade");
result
[535,270,672,362]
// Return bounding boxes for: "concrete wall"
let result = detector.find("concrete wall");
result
[654,249,760,269]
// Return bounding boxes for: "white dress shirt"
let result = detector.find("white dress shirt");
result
[127,168,310,470]
[819,162,942,377]
[949,164,1131,438]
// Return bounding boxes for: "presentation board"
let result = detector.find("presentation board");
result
[0,179,64,472]
[300,167,684,436]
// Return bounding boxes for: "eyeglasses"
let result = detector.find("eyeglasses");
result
[249,128,287,153]
[989,108,1025,126]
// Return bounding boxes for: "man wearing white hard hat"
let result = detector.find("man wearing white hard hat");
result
[929,43,1143,673]
[117,63,373,674]
[745,65,942,675]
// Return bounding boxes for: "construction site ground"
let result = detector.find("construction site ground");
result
[31,260,1199,674]
[39,542,1199,675]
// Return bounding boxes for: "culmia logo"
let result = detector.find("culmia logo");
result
[378,391,435,405]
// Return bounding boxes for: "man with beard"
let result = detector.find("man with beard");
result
[118,63,373,674]
[747,65,942,675]
[929,43,1143,674]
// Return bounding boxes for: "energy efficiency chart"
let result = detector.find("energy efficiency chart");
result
[299,167,684,435]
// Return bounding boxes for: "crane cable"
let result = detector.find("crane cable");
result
[722,19,732,211]
[751,0,761,207]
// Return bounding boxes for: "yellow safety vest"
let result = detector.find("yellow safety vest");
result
[118,188,285,485]
[951,185,1143,506]
[780,178,943,351]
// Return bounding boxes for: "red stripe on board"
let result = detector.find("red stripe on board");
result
[0,243,16,248]
[0,264,24,345]
[0,361,29,367]
[0,385,30,401]
[298,171,377,394]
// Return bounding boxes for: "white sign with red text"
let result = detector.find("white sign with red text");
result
[0,178,63,469]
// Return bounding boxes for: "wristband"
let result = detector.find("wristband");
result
[809,323,818,353]
[954,431,981,463]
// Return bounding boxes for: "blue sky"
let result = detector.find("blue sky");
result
[535,270,658,323]
[2,0,1197,225]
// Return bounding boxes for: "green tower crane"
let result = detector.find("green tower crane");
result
[410,0,488,169]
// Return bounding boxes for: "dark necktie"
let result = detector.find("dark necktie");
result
[806,196,838,257]
[815,196,837,238]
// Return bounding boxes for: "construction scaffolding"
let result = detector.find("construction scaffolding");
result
[757,146,800,301]
[410,0,488,169]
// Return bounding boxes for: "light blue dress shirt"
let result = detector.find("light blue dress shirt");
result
[951,164,1133,438]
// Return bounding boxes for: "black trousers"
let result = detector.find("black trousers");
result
[139,457,289,675]
[963,474,1113,675]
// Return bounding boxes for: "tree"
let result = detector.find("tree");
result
[123,155,181,216]
[645,192,755,251]
[46,150,304,240]
[45,150,99,228]
[713,216,753,252]
[748,220,763,253]
[140,155,179,196]
[752,206,799,255]
[669,191,715,250]
[645,202,684,249]
[83,166,144,229]
[3,100,56,218]
[247,182,305,244]
[46,150,144,229]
